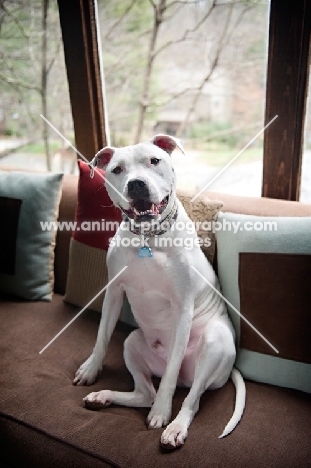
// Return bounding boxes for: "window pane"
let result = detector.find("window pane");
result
[0,1,75,174]
[98,0,270,197]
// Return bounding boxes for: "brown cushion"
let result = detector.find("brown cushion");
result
[54,174,79,294]
[207,191,311,217]
[0,294,310,467]
[239,252,311,364]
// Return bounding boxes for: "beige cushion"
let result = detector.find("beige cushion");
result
[64,238,108,312]
[177,189,223,264]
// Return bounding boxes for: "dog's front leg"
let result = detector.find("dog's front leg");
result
[147,308,193,428]
[73,282,124,386]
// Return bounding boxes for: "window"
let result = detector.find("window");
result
[0,1,75,174]
[97,0,271,197]
[5,1,307,201]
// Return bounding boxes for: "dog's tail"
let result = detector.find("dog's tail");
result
[218,367,246,439]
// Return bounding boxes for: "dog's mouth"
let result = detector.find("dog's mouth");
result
[121,195,169,222]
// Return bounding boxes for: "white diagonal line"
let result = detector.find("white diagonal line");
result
[191,115,278,202]
[39,266,128,354]
[191,266,279,354]
[40,114,127,202]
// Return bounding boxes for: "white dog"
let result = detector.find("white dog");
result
[73,135,245,449]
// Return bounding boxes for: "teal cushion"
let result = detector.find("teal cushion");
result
[0,171,63,301]
[215,212,311,393]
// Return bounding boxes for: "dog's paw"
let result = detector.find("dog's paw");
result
[147,405,171,429]
[73,355,102,386]
[160,422,188,450]
[83,390,113,409]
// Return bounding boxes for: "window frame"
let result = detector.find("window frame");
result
[57,0,109,161]
[262,0,311,201]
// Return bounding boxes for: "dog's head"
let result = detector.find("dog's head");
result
[89,134,184,223]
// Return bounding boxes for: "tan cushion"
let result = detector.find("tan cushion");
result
[64,238,108,312]
[177,189,223,264]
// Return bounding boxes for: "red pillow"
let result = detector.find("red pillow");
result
[64,160,126,314]
[73,160,122,250]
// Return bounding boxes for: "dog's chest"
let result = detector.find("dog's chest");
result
[120,252,172,295]
[119,252,176,329]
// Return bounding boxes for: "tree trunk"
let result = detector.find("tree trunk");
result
[176,2,233,138]
[134,0,166,143]
[176,60,218,138]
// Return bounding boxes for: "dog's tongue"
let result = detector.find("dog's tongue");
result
[134,200,153,212]
[133,199,160,216]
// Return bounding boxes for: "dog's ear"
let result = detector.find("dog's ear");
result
[150,134,185,155]
[89,147,115,178]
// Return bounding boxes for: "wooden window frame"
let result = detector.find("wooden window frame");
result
[57,0,109,161]
[263,0,311,201]
[58,0,311,201]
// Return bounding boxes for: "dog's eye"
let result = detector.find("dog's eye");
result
[150,158,160,166]
[112,166,122,175]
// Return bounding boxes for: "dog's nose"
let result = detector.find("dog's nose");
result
[127,179,149,199]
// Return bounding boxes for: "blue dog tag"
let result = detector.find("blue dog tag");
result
[138,247,153,258]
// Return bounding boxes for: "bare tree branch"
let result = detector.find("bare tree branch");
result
[153,0,217,59]
[173,0,259,138]
[0,73,37,128]
[46,39,61,75]
[104,0,138,41]
[134,0,167,143]
[0,0,29,38]
[148,0,157,9]
[151,84,201,108]
[0,71,40,92]
[166,0,205,7]
[176,0,234,137]
[0,46,38,128]
[222,1,256,45]
[132,0,219,141]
